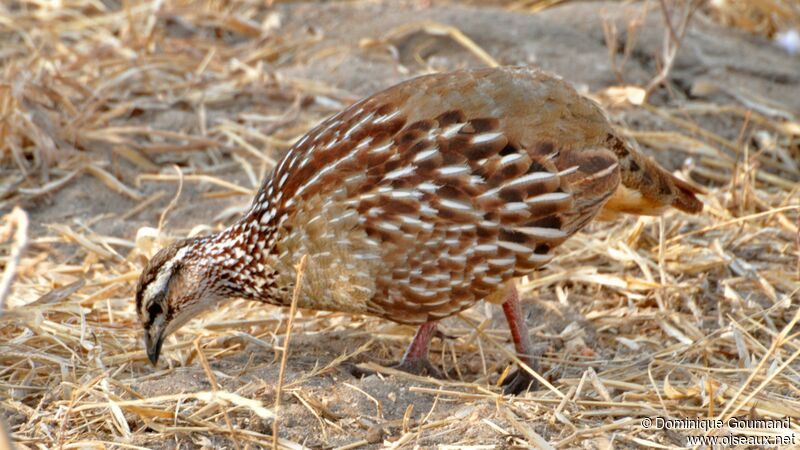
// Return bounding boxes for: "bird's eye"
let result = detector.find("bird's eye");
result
[147,302,163,318]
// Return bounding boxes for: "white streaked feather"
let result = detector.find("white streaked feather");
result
[439,198,473,211]
[440,123,465,138]
[438,165,470,176]
[418,182,439,192]
[499,153,524,165]
[527,253,554,264]
[583,162,619,181]
[558,165,580,177]
[413,147,439,162]
[503,171,555,189]
[385,165,415,180]
[502,202,528,211]
[497,241,532,253]
[513,226,567,239]
[526,192,572,204]
[471,131,504,144]
[488,257,516,266]
[373,109,402,124]
[369,140,393,154]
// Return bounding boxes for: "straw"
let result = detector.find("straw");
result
[1,0,798,448]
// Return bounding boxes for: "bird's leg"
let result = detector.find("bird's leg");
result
[500,285,540,395]
[393,321,443,378]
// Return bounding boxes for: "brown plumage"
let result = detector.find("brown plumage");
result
[135,66,702,394]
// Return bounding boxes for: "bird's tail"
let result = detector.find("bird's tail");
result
[598,137,704,220]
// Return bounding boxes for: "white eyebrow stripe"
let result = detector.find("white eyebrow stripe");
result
[142,246,190,313]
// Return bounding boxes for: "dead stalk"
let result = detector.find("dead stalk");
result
[272,255,308,450]
[644,0,702,100]
[0,207,29,314]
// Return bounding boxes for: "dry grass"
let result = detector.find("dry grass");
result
[1,0,799,449]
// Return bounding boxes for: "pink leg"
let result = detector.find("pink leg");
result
[395,321,443,377]
[500,285,539,394]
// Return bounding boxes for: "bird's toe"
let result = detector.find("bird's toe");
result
[501,369,538,395]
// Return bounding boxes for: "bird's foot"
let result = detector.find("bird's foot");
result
[501,368,538,395]
[344,358,444,379]
[393,356,444,379]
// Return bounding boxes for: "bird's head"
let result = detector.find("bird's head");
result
[135,238,225,365]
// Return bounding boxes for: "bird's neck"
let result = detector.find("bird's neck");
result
[192,216,280,304]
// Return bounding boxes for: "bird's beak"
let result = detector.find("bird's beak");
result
[145,328,164,366]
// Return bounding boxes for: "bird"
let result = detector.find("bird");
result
[135,66,703,394]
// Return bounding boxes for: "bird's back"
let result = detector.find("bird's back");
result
[240,67,700,324]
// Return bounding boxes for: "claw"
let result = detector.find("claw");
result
[393,357,444,379]
[501,369,538,395]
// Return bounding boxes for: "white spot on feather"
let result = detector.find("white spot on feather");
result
[278,172,289,188]
[377,221,400,232]
[502,202,528,211]
[441,123,465,138]
[482,275,503,284]
[373,109,402,124]
[413,147,439,162]
[385,165,415,180]
[526,253,553,264]
[438,165,470,176]
[503,172,555,190]
[418,182,438,192]
[471,132,504,144]
[513,227,566,239]
[389,189,422,199]
[488,257,515,266]
[526,192,571,204]
[497,241,532,253]
[500,153,523,165]
[369,140,392,154]
[344,112,375,140]
[439,199,472,211]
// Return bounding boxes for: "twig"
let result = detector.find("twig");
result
[713,306,800,423]
[272,254,308,450]
[195,338,241,450]
[0,207,29,315]
[158,165,184,232]
[644,0,701,100]
[380,21,499,68]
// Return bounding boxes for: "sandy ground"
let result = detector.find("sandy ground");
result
[2,1,799,449]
